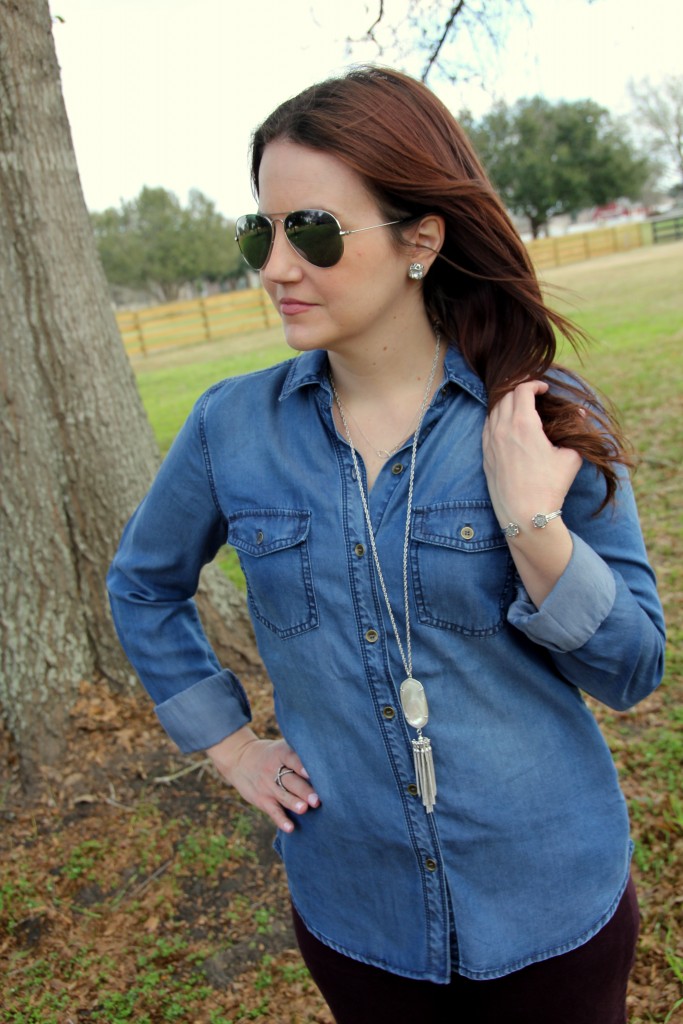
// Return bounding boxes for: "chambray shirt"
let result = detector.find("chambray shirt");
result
[107,344,665,982]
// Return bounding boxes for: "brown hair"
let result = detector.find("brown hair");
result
[251,66,631,506]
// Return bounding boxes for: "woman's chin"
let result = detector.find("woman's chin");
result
[282,325,328,354]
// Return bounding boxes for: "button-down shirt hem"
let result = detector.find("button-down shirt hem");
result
[292,846,632,983]
[290,897,451,984]
[455,847,633,980]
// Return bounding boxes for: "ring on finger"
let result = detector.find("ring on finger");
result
[275,765,296,792]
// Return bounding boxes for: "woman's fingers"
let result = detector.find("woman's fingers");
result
[206,729,320,833]
[485,380,548,443]
[266,740,320,806]
[483,381,583,527]
[234,737,320,828]
[274,764,319,808]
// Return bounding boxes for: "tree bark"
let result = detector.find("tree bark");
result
[0,0,258,781]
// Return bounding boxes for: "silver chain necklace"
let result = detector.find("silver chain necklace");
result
[343,405,423,461]
[329,332,441,813]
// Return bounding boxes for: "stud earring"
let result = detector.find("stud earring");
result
[408,262,425,280]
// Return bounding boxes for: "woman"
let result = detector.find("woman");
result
[107,67,665,1023]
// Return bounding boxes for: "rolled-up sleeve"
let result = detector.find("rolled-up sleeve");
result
[155,671,251,753]
[507,463,665,711]
[509,534,616,650]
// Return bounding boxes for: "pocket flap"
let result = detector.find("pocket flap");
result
[228,508,311,556]
[412,501,505,552]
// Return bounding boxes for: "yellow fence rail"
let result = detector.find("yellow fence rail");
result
[117,221,655,356]
[116,287,281,357]
[526,220,652,270]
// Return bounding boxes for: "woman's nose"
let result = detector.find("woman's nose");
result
[261,221,304,282]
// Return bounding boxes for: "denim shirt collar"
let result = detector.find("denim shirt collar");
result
[278,343,489,408]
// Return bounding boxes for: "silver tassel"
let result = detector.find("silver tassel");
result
[412,733,437,813]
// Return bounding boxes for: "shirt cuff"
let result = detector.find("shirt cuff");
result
[155,670,252,753]
[507,533,616,652]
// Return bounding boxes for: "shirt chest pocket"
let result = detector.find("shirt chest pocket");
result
[411,501,514,637]
[228,509,318,639]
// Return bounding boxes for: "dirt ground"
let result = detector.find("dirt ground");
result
[1,673,681,1023]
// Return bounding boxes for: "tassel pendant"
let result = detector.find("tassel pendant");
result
[401,678,436,812]
[412,732,437,814]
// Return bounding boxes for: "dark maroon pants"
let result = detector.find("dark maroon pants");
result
[292,877,639,1024]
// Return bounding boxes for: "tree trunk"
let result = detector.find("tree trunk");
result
[0,0,258,782]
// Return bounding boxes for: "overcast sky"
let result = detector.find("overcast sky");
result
[50,0,681,218]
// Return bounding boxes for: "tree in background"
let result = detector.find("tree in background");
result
[0,0,256,783]
[349,0,531,84]
[629,75,683,192]
[462,97,651,237]
[91,187,244,303]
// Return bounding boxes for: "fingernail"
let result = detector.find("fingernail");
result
[295,801,306,813]
[283,821,294,833]
[308,793,320,807]
[300,767,310,779]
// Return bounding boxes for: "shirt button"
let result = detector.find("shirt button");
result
[391,463,404,475]
[256,530,264,544]
[382,706,396,720]
[354,543,366,557]
[407,783,418,796]
[425,857,438,872]
[460,525,475,540]
[365,629,379,643]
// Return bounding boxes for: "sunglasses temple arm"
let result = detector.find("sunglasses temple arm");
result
[339,218,406,237]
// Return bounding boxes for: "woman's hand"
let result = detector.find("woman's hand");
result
[483,380,582,607]
[207,726,320,834]
[483,380,582,522]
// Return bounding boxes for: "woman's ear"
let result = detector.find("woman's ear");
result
[410,214,445,270]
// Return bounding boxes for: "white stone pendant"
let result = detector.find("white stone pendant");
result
[400,677,429,729]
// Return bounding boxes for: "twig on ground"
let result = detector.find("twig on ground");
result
[153,758,211,785]
[111,858,174,906]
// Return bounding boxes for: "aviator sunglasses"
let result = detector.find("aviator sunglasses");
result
[234,209,410,271]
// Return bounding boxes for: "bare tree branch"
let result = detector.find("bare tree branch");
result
[366,0,385,37]
[421,1,467,82]
[343,0,532,89]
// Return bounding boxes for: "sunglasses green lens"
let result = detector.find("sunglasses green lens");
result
[285,210,344,268]
[235,210,344,270]
[235,215,273,270]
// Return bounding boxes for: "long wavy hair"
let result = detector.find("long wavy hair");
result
[250,65,630,505]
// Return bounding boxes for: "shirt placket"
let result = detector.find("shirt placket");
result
[336,425,451,979]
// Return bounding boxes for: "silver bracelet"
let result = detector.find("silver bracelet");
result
[531,509,563,529]
[502,509,563,538]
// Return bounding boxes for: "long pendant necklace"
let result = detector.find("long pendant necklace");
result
[330,332,441,813]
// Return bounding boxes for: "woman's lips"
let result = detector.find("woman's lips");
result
[280,299,315,316]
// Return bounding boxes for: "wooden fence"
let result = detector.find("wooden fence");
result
[116,287,281,357]
[526,221,652,270]
[651,214,683,244]
[116,220,657,357]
